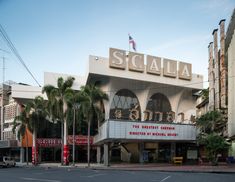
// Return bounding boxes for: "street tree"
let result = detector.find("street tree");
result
[78,84,108,167]
[42,76,75,165]
[196,110,229,165]
[199,133,229,165]
[12,105,31,165]
[27,96,48,165]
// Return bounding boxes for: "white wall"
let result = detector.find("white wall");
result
[228,28,235,138]
[101,76,197,124]
[44,72,85,90]
[89,55,203,90]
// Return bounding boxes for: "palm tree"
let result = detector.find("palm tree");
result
[42,76,75,165]
[63,89,81,166]
[196,110,224,134]
[12,105,31,165]
[27,96,47,165]
[196,110,228,165]
[79,84,108,167]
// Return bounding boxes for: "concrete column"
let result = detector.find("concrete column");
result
[96,146,101,164]
[170,142,176,160]
[219,19,227,109]
[208,42,215,111]
[20,147,24,163]
[213,29,220,110]
[138,142,144,164]
[104,143,109,166]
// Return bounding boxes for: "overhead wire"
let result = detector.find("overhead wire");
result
[0,24,41,87]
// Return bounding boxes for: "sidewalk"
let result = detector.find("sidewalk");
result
[16,162,235,173]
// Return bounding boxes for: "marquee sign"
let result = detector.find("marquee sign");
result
[94,120,196,143]
[109,48,192,80]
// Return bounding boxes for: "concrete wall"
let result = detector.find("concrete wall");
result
[89,55,203,90]
[228,28,235,138]
[121,143,139,162]
[44,72,85,91]
[101,77,198,124]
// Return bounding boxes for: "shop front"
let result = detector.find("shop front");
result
[35,136,95,163]
[94,120,198,164]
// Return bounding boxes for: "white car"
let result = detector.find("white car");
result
[0,156,16,167]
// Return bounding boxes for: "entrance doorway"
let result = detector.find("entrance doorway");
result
[39,148,61,162]
[158,143,171,162]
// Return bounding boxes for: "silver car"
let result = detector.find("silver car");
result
[0,156,16,167]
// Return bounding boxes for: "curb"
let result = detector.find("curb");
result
[16,164,235,174]
[90,167,235,174]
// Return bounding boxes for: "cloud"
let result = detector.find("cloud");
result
[144,34,210,54]
[195,0,235,14]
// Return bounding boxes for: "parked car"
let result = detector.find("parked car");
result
[0,156,16,167]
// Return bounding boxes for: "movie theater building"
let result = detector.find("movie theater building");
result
[87,48,203,165]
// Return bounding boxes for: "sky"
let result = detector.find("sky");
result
[0,0,235,88]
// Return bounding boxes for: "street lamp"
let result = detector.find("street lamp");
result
[73,103,80,166]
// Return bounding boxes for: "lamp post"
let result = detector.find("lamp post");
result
[73,103,80,166]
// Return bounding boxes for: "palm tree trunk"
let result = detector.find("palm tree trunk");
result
[61,121,64,165]
[87,120,91,167]
[64,118,69,165]
[26,131,29,165]
[32,125,37,165]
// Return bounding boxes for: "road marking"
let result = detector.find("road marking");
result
[151,176,171,182]
[20,177,61,182]
[81,173,106,178]
[160,176,171,182]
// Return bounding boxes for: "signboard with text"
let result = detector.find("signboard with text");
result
[36,136,94,147]
[109,48,192,80]
[94,120,196,143]
[36,138,62,147]
[67,135,93,145]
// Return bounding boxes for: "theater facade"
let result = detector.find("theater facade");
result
[87,48,203,165]
[3,48,203,164]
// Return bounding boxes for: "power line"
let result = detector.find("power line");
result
[0,24,41,87]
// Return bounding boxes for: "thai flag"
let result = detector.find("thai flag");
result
[129,34,136,51]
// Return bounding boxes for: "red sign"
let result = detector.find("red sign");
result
[67,135,93,145]
[36,138,62,147]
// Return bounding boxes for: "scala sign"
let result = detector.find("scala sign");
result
[109,48,192,80]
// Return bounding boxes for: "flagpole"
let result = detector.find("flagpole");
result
[128,34,130,52]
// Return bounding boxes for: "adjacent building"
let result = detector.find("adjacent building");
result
[207,9,235,157]
[227,9,235,156]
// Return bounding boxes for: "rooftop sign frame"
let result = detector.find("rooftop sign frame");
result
[109,48,192,80]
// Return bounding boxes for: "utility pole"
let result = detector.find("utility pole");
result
[0,48,9,141]
[1,56,5,140]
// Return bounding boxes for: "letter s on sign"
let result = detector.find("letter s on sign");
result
[113,51,124,65]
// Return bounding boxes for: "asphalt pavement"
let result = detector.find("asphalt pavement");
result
[0,167,235,182]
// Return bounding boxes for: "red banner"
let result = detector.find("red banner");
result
[36,136,93,148]
[36,138,62,147]
[67,135,93,145]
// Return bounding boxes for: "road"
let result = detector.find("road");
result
[0,167,234,182]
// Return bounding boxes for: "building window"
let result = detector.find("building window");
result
[145,93,172,122]
[109,89,141,121]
